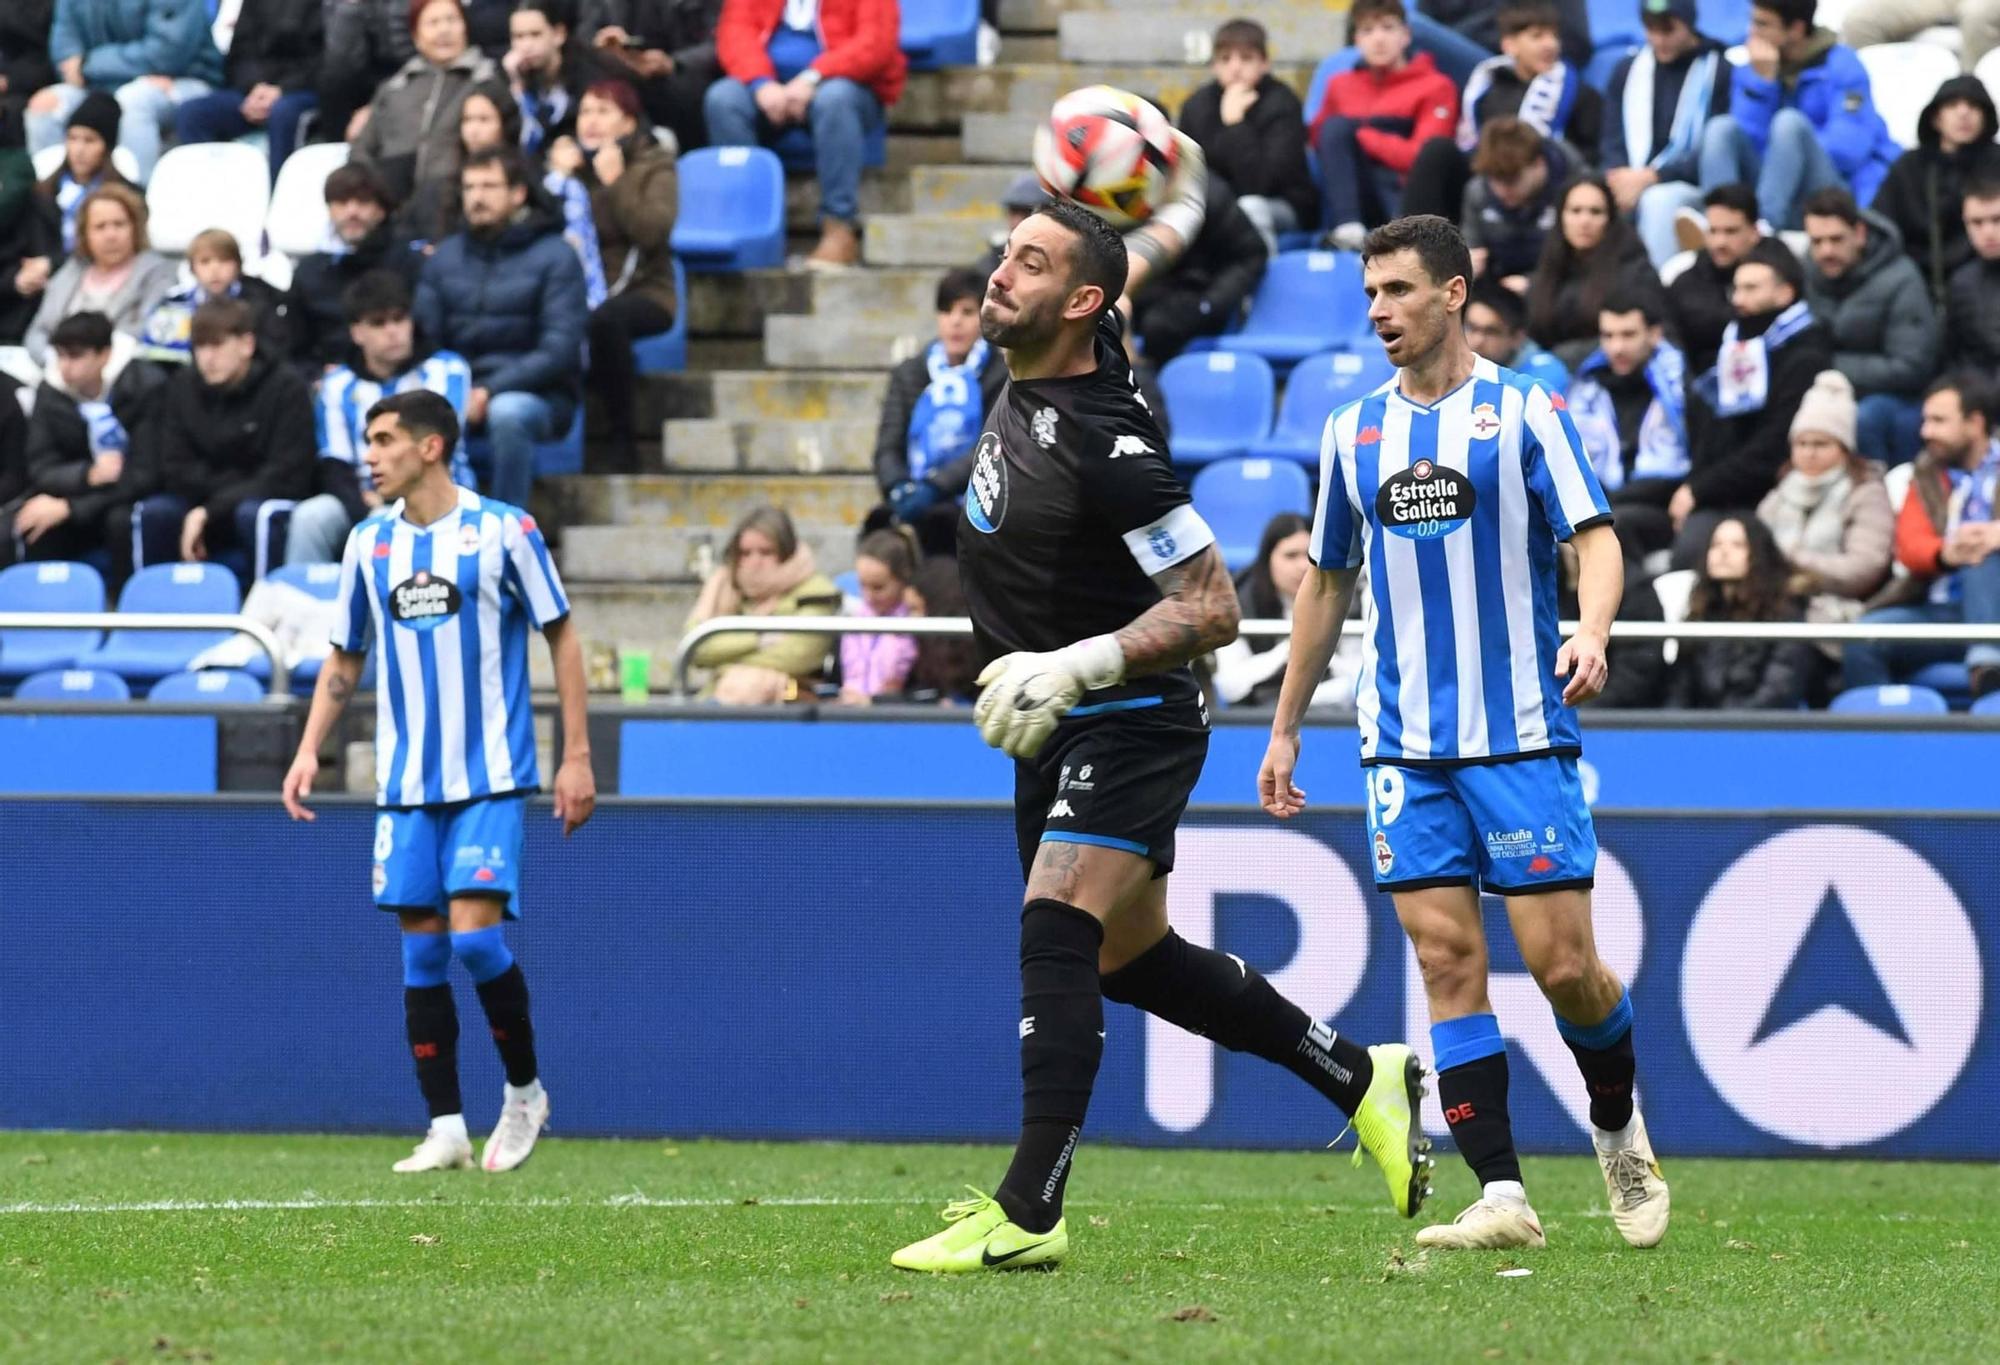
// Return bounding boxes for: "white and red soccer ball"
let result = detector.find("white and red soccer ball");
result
[1031,85,1178,231]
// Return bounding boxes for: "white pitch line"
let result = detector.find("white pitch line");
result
[0,1194,932,1215]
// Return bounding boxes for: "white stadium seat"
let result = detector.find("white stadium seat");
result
[1978,47,2000,113]
[33,143,141,183]
[1858,42,1958,151]
[146,142,270,256]
[265,142,352,259]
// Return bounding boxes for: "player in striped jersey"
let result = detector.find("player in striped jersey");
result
[282,390,596,1175]
[1259,216,1670,1251]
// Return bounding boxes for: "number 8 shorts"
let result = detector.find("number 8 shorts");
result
[1362,756,1597,896]
[372,794,527,915]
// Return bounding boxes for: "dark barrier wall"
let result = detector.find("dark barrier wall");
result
[1,800,1991,1156]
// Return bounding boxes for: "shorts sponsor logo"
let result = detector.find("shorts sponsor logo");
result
[372,863,388,896]
[1469,402,1501,440]
[1485,828,1535,859]
[1373,829,1394,876]
[1377,459,1476,541]
[389,570,462,631]
[966,433,1008,533]
[1032,406,1058,448]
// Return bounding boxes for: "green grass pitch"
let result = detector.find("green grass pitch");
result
[0,1132,1994,1363]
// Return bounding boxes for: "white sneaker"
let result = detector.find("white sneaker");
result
[392,1123,474,1173]
[1415,1196,1547,1250]
[481,1083,550,1173]
[1595,1111,1670,1248]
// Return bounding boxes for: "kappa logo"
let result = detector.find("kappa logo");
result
[1356,425,1382,446]
[1548,391,1568,411]
[1528,855,1557,874]
[372,863,388,896]
[472,867,497,883]
[372,540,392,559]
[1032,406,1059,448]
[1470,402,1501,440]
[1110,434,1153,459]
[519,515,538,534]
[1047,799,1077,819]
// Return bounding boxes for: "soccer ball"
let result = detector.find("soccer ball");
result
[1031,86,1179,230]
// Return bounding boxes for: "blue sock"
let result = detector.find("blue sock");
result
[450,926,515,984]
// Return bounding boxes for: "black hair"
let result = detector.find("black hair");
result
[366,389,462,459]
[1466,278,1528,332]
[1028,198,1130,305]
[1687,515,1797,624]
[341,269,415,325]
[1964,175,2000,205]
[1702,182,1760,220]
[1598,285,1664,327]
[1243,512,1312,618]
[1927,369,1997,429]
[1752,0,1815,33]
[1526,175,1642,344]
[934,266,986,313]
[1362,214,1474,293]
[510,0,573,25]
[461,81,524,155]
[462,145,529,190]
[1496,1,1562,36]
[1800,186,1860,226]
[49,310,114,353]
[1739,236,1805,298]
[324,161,397,210]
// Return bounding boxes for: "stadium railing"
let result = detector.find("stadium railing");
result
[669,616,2000,698]
[0,612,291,697]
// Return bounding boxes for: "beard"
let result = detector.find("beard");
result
[980,293,1053,350]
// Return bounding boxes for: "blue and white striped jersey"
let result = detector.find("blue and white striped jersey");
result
[1310,357,1611,766]
[332,487,570,807]
[317,352,477,490]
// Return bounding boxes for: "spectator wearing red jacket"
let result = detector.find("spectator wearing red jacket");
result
[1310,0,1458,250]
[706,0,906,270]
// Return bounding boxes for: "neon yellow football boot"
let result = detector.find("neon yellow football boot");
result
[890,1190,1068,1273]
[1345,1043,1435,1218]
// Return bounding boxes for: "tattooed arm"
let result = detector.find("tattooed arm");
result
[1115,542,1241,677]
[281,648,368,820]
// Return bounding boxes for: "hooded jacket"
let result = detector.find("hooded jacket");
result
[1945,249,2000,371]
[1870,75,2000,306]
[1686,302,1834,510]
[715,0,906,107]
[1727,30,1899,203]
[23,342,165,527]
[413,201,589,429]
[1182,73,1317,225]
[1802,208,1939,398]
[48,0,225,87]
[154,351,317,532]
[286,220,427,372]
[1310,51,1459,179]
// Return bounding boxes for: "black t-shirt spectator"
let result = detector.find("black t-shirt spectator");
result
[1179,75,1317,227]
[288,223,427,373]
[1667,250,1738,374]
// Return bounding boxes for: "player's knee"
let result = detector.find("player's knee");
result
[1412,935,1485,1004]
[401,932,452,988]
[450,925,515,984]
[1528,947,1595,1005]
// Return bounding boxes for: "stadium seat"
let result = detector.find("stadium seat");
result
[1191,458,1314,573]
[1249,347,1396,466]
[1698,0,1750,44]
[671,147,786,272]
[13,667,130,701]
[901,0,979,68]
[632,258,690,374]
[32,144,141,182]
[0,560,106,681]
[148,142,271,255]
[1858,44,1957,150]
[73,562,242,685]
[1972,691,2000,717]
[1908,660,1971,705]
[1157,351,1276,465]
[1302,50,1361,125]
[1980,48,2000,114]
[265,141,351,259]
[1587,0,1645,53]
[1650,567,1696,666]
[1828,683,1950,715]
[1584,42,1639,94]
[264,562,375,696]
[149,668,266,703]
[462,405,586,480]
[1218,251,1370,365]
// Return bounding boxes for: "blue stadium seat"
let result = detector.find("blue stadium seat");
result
[901,0,980,68]
[1157,351,1276,466]
[1699,0,1750,44]
[1828,684,1951,716]
[1908,660,1971,706]
[1302,50,1361,125]
[671,147,787,271]
[462,404,586,481]
[149,668,266,703]
[1584,42,1639,94]
[0,560,106,681]
[13,667,130,701]
[632,258,690,374]
[261,562,377,696]
[1218,251,1371,365]
[1249,347,1397,466]
[1587,0,1645,52]
[73,562,242,685]
[1972,691,2000,717]
[1191,458,1314,574]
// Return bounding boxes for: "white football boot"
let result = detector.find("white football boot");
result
[481,1083,550,1173]
[1595,1110,1670,1248]
[393,1120,475,1173]
[1415,1196,1548,1250]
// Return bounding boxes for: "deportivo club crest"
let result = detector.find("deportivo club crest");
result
[1032,406,1058,448]
[1470,402,1501,439]
[966,432,1008,533]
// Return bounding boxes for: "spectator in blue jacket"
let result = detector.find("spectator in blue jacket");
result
[24,0,226,183]
[1601,0,1731,267]
[413,147,587,508]
[1697,0,1899,230]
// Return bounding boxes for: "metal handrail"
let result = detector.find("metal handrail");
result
[0,612,291,697]
[670,615,2000,698]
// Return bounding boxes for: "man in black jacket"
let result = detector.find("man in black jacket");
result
[174,0,324,175]
[14,311,163,577]
[1946,177,2000,370]
[1131,175,1268,364]
[1177,19,1316,255]
[1676,237,1833,567]
[1873,76,2000,310]
[289,162,425,374]
[0,0,55,142]
[584,0,723,151]
[1666,181,1760,374]
[136,299,316,573]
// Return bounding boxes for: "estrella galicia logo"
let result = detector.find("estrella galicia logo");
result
[1376,457,1476,540]
[967,432,1008,534]
[389,569,462,631]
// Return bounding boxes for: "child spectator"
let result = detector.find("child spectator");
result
[24,184,175,365]
[1462,118,1582,287]
[350,0,498,211]
[1871,77,2000,309]
[1666,514,1817,708]
[680,505,841,704]
[837,528,919,703]
[504,0,609,154]
[1414,0,1594,80]
[34,92,130,259]
[867,266,1008,557]
[1524,174,1656,366]
[135,228,290,366]
[1308,0,1457,250]
[1947,178,2000,370]
[1666,181,1761,374]
[172,0,324,176]
[903,555,980,704]
[1601,0,1731,267]
[1177,19,1315,256]
[1463,279,1570,390]
[1210,512,1362,708]
[1566,290,1689,558]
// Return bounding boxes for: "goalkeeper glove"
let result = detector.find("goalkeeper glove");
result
[972,634,1126,759]
[889,478,942,522]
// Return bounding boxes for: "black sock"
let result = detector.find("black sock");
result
[1438,1052,1522,1187]
[1100,930,1374,1114]
[995,899,1103,1234]
[1565,1031,1636,1132]
[404,984,462,1120]
[474,964,538,1088]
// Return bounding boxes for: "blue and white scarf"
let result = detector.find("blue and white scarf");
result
[78,398,127,456]
[1569,339,1690,490]
[1457,56,1579,152]
[135,279,246,364]
[1701,301,1816,418]
[517,82,572,156]
[1963,440,2000,525]
[1621,48,1721,172]
[543,170,609,310]
[55,172,104,255]
[906,338,989,483]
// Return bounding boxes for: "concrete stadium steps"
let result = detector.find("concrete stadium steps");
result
[561,522,863,585]
[559,581,703,685]
[644,368,893,423]
[1060,8,1344,63]
[686,267,940,338]
[995,61,1314,116]
[655,417,877,474]
[763,313,927,369]
[549,473,880,531]
[863,212,999,268]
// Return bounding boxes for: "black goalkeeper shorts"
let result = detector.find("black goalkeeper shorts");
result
[1012,697,1210,881]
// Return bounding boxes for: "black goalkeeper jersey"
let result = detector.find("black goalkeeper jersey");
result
[957,311,1214,709]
